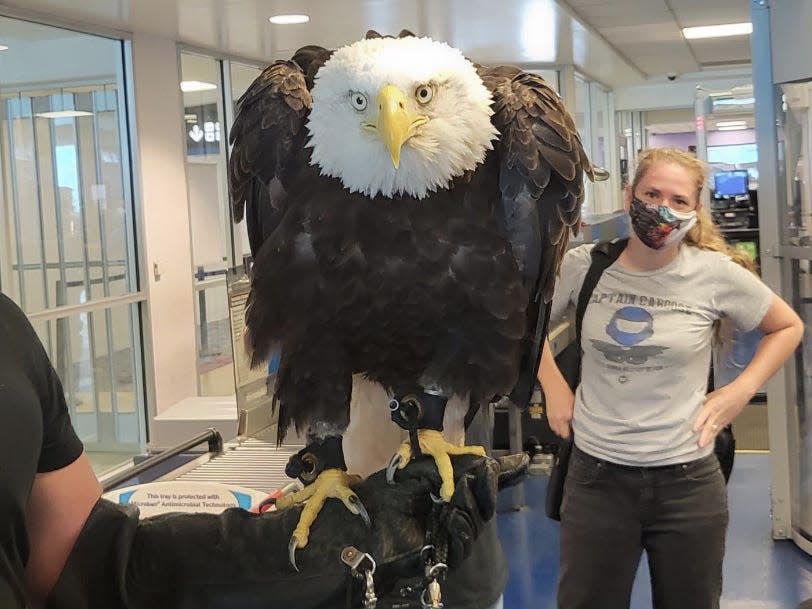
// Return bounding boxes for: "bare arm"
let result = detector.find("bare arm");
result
[537,338,575,438]
[24,452,102,608]
[694,294,804,447]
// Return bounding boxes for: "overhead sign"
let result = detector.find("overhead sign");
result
[185,102,221,156]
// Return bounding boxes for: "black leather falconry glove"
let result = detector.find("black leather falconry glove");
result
[47,453,528,609]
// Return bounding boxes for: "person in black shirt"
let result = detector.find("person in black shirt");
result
[0,291,524,609]
[0,292,101,609]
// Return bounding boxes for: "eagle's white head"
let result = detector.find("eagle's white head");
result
[306,35,499,200]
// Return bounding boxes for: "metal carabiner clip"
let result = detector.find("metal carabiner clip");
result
[341,546,378,609]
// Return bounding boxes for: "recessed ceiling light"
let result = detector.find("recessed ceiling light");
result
[682,22,752,40]
[0,45,8,51]
[269,14,309,25]
[716,120,747,127]
[717,125,747,131]
[180,80,218,93]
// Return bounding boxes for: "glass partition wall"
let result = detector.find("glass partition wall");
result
[752,0,812,559]
[179,51,277,437]
[575,74,620,216]
[770,78,812,553]
[0,16,144,472]
[180,51,234,397]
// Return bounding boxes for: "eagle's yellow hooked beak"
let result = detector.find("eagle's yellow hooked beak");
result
[376,84,426,169]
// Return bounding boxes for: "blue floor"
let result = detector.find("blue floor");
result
[496,454,812,609]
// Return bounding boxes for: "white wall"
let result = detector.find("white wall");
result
[130,32,198,414]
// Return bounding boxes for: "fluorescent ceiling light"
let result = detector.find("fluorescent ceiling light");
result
[269,14,309,25]
[716,120,747,127]
[682,22,752,39]
[32,92,94,119]
[180,80,217,93]
[714,97,755,106]
[0,45,8,51]
[35,110,94,119]
[717,125,747,131]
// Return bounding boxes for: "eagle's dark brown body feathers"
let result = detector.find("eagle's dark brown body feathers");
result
[246,156,528,439]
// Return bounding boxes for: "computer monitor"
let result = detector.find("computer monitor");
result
[713,170,750,198]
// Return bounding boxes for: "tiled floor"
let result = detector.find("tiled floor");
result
[497,453,812,609]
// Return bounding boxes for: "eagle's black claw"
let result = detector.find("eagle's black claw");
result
[349,494,371,528]
[386,453,403,485]
[288,538,300,572]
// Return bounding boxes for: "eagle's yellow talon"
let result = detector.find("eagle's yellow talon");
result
[292,528,310,549]
[275,468,364,569]
[396,443,412,469]
[391,429,485,503]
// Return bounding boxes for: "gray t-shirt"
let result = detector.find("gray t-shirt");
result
[550,243,773,466]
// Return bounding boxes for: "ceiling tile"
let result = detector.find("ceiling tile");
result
[689,37,753,65]
[601,23,684,43]
[668,0,752,28]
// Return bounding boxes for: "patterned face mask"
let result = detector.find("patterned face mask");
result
[628,196,698,250]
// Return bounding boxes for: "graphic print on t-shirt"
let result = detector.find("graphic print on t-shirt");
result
[590,305,668,368]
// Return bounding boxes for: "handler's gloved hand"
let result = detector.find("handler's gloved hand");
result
[392,453,529,567]
[48,453,528,609]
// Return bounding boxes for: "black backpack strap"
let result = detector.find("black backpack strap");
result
[574,238,628,345]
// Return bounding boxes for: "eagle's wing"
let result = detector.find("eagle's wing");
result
[478,65,593,409]
[479,65,592,300]
[228,46,332,257]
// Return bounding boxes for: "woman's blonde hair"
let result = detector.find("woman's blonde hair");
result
[632,147,758,345]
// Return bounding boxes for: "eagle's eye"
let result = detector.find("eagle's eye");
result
[349,91,368,111]
[415,84,433,105]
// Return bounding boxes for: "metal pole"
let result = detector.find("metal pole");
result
[751,0,795,540]
[90,95,120,424]
[198,267,208,352]
[101,428,223,492]
[7,100,27,310]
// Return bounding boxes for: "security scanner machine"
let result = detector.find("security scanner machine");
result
[711,170,755,228]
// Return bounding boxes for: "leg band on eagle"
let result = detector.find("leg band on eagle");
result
[285,435,348,484]
[387,390,486,501]
[389,390,448,461]
[272,435,368,570]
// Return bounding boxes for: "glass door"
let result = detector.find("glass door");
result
[0,16,144,469]
[776,79,812,551]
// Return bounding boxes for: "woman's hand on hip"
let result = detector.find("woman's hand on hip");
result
[692,384,751,448]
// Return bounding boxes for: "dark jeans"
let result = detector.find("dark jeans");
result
[558,445,728,609]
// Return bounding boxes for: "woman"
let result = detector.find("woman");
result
[538,147,803,609]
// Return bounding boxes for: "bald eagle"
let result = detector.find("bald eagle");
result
[229,30,593,566]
